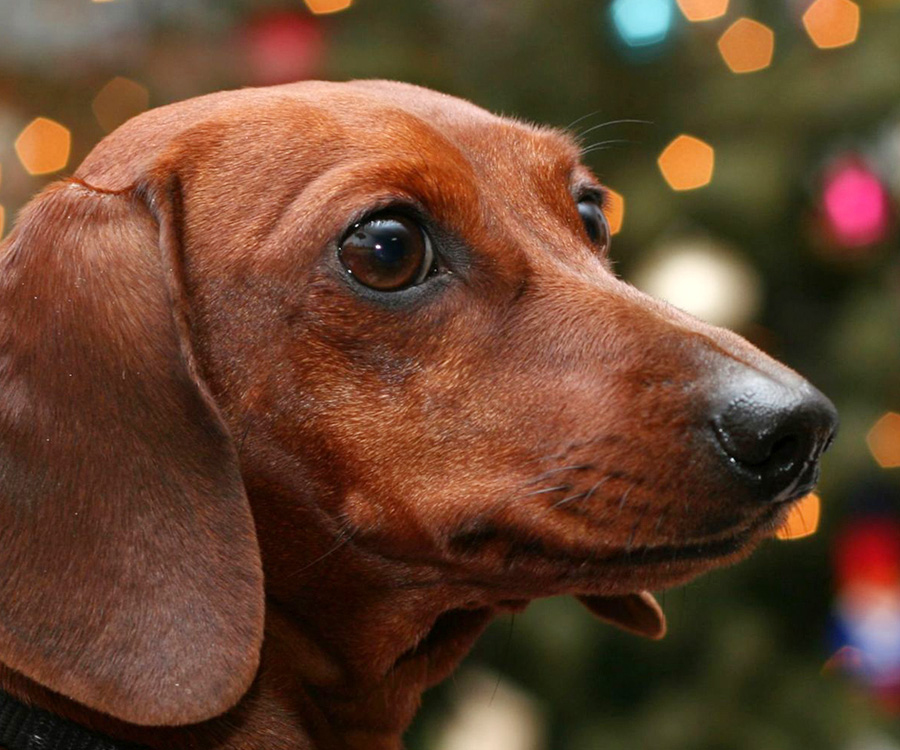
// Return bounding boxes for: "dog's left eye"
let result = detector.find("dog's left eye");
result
[577,199,611,253]
[339,214,435,291]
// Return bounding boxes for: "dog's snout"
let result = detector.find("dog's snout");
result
[710,371,838,502]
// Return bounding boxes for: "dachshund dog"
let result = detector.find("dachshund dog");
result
[0,81,836,750]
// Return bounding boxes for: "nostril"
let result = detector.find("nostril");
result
[710,372,838,502]
[712,418,805,474]
[765,434,801,470]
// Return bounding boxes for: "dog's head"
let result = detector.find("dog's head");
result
[0,81,836,728]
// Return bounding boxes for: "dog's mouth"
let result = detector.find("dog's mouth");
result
[595,501,787,568]
[573,500,796,639]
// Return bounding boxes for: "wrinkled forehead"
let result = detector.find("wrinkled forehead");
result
[76,80,589,197]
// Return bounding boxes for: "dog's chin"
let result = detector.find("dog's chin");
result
[570,500,796,639]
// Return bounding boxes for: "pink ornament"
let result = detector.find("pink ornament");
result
[822,158,891,248]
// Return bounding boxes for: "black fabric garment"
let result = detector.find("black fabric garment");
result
[0,689,144,750]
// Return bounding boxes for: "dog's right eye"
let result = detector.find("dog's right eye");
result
[577,199,611,254]
[338,215,435,291]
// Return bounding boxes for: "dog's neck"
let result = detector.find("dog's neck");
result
[0,561,503,750]
[256,594,499,750]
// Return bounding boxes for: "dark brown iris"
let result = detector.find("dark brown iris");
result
[339,215,433,291]
[577,199,611,253]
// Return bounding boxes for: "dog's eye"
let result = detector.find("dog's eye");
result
[577,199,611,252]
[339,215,434,291]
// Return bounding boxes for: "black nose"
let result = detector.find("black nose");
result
[710,371,838,503]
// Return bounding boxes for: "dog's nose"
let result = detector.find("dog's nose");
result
[710,371,838,502]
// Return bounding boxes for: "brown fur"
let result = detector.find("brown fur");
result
[0,81,819,749]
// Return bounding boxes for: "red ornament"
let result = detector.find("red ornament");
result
[242,12,326,86]
[833,517,900,590]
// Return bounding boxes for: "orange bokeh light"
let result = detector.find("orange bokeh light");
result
[304,0,353,13]
[717,18,775,73]
[15,118,72,176]
[677,0,729,22]
[776,493,821,540]
[867,412,900,469]
[604,189,625,235]
[0,206,5,239]
[657,135,715,191]
[92,77,150,134]
[803,0,860,49]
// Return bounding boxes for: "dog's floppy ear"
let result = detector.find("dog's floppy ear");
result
[0,180,264,726]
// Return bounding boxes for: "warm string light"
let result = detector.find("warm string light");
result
[304,0,353,14]
[867,412,900,469]
[803,0,860,49]
[92,77,150,134]
[776,493,821,540]
[676,0,728,22]
[657,134,715,190]
[603,189,625,235]
[717,18,775,73]
[14,118,71,176]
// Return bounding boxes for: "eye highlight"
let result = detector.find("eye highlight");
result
[577,199,611,253]
[338,214,435,291]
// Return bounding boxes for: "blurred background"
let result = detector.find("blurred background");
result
[1,0,899,747]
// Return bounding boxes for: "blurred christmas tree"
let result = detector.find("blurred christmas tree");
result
[1,0,899,747]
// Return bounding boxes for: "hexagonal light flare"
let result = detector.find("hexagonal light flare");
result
[304,0,353,14]
[803,0,860,49]
[867,412,900,469]
[604,189,626,235]
[776,493,821,540]
[610,0,676,47]
[92,77,150,134]
[717,18,775,74]
[657,134,715,191]
[15,118,72,176]
[677,0,728,22]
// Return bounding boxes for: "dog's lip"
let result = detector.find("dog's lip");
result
[594,502,786,567]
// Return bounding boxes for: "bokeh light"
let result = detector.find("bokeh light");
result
[304,0,354,13]
[831,518,900,693]
[657,134,715,190]
[92,77,150,134]
[822,159,891,248]
[632,237,762,329]
[803,0,860,49]
[867,412,900,469]
[243,12,325,85]
[604,188,625,235]
[676,0,728,22]
[15,117,72,176]
[776,493,821,540]
[717,18,775,73]
[836,519,900,588]
[610,0,676,47]
[0,206,5,239]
